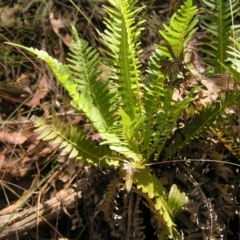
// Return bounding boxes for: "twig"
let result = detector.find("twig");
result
[0,182,82,239]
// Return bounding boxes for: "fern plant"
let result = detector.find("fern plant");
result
[199,0,239,74]
[6,0,240,238]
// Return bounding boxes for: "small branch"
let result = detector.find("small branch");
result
[0,185,82,239]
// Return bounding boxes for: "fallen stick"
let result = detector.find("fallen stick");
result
[0,184,82,239]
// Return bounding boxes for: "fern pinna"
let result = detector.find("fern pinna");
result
[6,0,240,238]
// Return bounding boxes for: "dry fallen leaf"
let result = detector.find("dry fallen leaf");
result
[0,149,7,170]
[0,4,20,27]
[0,131,28,144]
[27,75,50,107]
[58,161,77,183]
[49,12,72,47]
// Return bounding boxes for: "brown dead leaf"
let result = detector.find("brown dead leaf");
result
[210,161,233,182]
[0,4,20,27]
[172,88,183,101]
[27,75,50,107]
[0,149,7,170]
[26,141,44,156]
[49,12,72,47]
[9,156,33,177]
[58,162,77,183]
[200,79,221,103]
[98,64,112,80]
[38,145,58,157]
[66,115,85,127]
[91,132,104,142]
[160,176,169,185]
[0,131,28,144]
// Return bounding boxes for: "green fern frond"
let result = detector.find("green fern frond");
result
[5,44,110,135]
[101,0,145,119]
[152,87,198,161]
[117,109,145,154]
[67,27,99,89]
[58,55,141,161]
[200,0,239,74]
[34,116,115,166]
[68,27,118,126]
[141,0,198,158]
[159,0,198,60]
[60,77,109,135]
[166,92,240,159]
[134,168,174,230]
[224,37,240,83]
[6,43,142,162]
[157,184,185,239]
[211,126,240,159]
[141,49,165,156]
[134,169,185,239]
[167,184,186,217]
[6,43,72,83]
